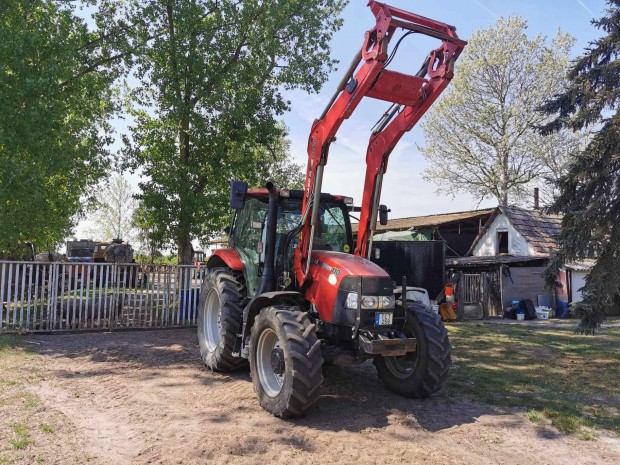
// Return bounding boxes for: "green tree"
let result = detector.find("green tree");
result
[540,1,620,333]
[119,0,345,263]
[132,202,166,263]
[420,17,583,206]
[0,0,118,257]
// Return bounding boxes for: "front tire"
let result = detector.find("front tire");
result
[197,268,247,371]
[249,306,323,418]
[375,303,451,398]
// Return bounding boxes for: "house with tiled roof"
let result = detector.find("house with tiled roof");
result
[467,206,562,257]
[359,204,599,318]
[446,205,584,317]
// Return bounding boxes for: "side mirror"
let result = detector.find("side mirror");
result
[230,180,248,209]
[379,204,391,226]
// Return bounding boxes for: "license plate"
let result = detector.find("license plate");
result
[375,312,393,326]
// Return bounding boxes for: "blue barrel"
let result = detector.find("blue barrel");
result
[556,301,570,318]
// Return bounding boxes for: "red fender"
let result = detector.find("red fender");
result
[207,248,243,271]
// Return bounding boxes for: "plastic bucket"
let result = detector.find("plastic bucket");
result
[516,313,525,321]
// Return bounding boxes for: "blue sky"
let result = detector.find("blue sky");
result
[280,0,608,218]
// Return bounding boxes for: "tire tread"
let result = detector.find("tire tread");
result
[250,306,323,418]
[375,304,451,398]
[197,268,247,372]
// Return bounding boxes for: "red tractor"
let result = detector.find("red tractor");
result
[198,1,466,417]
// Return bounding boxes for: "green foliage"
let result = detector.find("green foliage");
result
[540,1,620,333]
[0,1,118,257]
[134,252,177,265]
[115,0,345,262]
[421,17,585,206]
[132,201,167,262]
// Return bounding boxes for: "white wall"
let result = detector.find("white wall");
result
[472,214,532,257]
[570,270,588,303]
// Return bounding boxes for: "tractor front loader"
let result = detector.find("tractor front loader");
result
[197,1,466,417]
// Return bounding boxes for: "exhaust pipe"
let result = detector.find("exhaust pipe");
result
[257,181,279,295]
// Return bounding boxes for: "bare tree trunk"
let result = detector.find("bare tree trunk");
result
[177,238,193,264]
[500,191,508,206]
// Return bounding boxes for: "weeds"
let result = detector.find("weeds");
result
[10,423,33,450]
[526,409,544,424]
[39,424,53,434]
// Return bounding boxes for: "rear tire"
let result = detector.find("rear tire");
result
[197,268,247,371]
[249,306,323,418]
[375,303,451,397]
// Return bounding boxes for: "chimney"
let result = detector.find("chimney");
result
[534,188,540,210]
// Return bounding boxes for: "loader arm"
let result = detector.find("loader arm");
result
[294,1,466,284]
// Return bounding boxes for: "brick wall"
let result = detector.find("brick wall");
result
[501,266,554,309]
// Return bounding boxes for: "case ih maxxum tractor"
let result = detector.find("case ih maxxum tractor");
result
[198,2,466,417]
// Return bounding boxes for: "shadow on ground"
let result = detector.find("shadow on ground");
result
[25,328,500,434]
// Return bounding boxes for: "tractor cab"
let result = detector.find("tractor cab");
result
[228,186,353,297]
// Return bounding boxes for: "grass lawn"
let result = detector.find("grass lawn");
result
[444,322,620,438]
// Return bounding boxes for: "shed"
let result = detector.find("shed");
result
[353,208,494,257]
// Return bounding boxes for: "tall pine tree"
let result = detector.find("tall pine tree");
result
[541,1,620,332]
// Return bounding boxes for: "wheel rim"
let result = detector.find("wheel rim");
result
[384,351,418,380]
[256,328,285,397]
[203,288,221,352]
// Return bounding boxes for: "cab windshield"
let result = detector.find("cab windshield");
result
[232,196,352,297]
[278,199,351,254]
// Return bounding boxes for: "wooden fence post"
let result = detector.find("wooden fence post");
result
[456,271,465,321]
[481,272,489,318]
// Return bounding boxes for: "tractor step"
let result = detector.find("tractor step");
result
[232,333,243,358]
[358,333,416,357]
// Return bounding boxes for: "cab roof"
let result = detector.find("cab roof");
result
[247,188,349,203]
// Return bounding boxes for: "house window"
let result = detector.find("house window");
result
[497,231,508,254]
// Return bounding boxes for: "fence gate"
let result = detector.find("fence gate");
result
[455,271,502,319]
[0,261,207,333]
[483,271,503,317]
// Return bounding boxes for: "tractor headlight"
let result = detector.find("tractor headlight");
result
[361,296,377,308]
[345,293,395,310]
[346,292,358,309]
[379,295,395,309]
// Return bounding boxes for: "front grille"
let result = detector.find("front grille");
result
[332,276,393,327]
[331,276,404,332]
[358,306,405,332]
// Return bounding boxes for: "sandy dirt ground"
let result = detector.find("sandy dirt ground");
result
[5,328,620,465]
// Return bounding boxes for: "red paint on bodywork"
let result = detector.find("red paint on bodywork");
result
[295,1,466,281]
[305,251,389,322]
[210,248,243,271]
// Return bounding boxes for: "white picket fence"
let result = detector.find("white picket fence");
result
[0,261,207,333]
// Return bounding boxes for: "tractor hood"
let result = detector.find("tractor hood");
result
[310,250,389,278]
[307,250,393,324]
